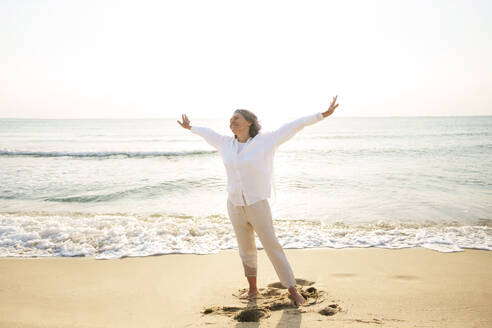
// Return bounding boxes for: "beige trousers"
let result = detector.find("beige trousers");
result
[226,193,297,289]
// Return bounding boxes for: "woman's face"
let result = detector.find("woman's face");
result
[230,112,251,134]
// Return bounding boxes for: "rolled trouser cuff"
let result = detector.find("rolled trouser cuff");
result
[243,263,257,277]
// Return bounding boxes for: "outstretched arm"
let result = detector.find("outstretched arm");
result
[177,114,229,150]
[269,95,339,149]
[269,112,324,149]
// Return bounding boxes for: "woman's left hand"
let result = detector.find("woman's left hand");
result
[322,95,339,118]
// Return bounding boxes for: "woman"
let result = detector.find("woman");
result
[177,96,339,306]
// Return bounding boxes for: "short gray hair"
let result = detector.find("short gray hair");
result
[234,109,262,139]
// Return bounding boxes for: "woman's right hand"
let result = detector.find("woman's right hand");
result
[177,114,191,130]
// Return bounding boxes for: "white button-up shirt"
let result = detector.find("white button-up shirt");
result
[190,112,325,206]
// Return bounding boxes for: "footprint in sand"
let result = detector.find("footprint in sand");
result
[319,303,341,316]
[201,279,341,323]
[391,274,419,280]
[234,308,269,322]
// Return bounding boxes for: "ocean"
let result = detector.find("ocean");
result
[1,116,491,259]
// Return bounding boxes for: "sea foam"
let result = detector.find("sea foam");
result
[0,212,490,259]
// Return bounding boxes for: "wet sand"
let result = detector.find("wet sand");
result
[1,248,491,327]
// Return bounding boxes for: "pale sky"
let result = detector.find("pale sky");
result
[0,0,491,120]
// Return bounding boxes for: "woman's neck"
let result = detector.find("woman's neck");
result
[236,133,250,143]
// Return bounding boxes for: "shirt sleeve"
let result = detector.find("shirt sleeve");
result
[268,112,324,149]
[190,126,230,150]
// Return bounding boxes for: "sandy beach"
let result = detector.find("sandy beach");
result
[1,247,491,328]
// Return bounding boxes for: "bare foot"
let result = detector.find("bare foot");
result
[289,289,307,306]
[238,289,259,299]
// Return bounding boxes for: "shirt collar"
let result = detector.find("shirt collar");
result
[236,136,252,144]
